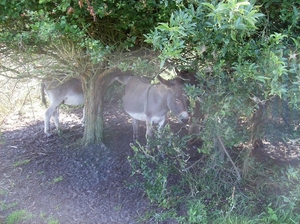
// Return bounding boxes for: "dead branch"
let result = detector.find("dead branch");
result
[217,136,241,182]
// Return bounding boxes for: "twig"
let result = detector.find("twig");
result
[182,157,203,172]
[217,136,241,181]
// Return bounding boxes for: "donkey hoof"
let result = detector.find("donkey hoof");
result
[45,132,53,137]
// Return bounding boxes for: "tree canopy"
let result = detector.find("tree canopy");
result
[0,0,177,55]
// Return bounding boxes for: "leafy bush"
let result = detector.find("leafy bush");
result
[128,129,300,222]
[128,125,192,208]
[146,0,300,152]
[186,199,208,224]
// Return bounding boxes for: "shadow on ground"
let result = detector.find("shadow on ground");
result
[0,103,153,224]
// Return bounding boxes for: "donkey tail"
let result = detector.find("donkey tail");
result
[41,82,47,107]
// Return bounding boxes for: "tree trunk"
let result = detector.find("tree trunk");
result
[81,72,104,145]
[80,67,127,146]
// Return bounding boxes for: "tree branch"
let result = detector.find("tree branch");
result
[217,136,241,182]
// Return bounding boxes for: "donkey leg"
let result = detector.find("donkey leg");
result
[156,118,166,150]
[145,119,154,149]
[132,118,139,141]
[52,108,60,132]
[145,119,154,139]
[157,118,166,138]
[44,106,56,136]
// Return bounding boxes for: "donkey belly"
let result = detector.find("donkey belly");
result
[64,94,84,106]
[127,111,165,125]
[127,112,147,121]
[123,98,166,124]
[123,92,147,121]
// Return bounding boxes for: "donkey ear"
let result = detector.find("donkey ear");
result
[157,75,174,87]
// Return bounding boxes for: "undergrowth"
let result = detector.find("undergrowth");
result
[128,126,300,223]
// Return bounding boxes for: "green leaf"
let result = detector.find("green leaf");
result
[254,76,270,83]
[201,2,216,11]
[39,0,51,3]
[230,30,236,40]
[157,23,170,31]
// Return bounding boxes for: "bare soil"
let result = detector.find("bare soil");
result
[0,100,154,224]
[0,99,299,224]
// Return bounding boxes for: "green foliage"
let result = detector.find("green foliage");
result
[6,210,33,224]
[146,0,268,153]
[13,159,30,167]
[146,0,264,65]
[0,0,178,52]
[47,218,60,224]
[1,201,18,212]
[128,126,192,209]
[259,0,300,38]
[145,8,197,67]
[255,165,300,224]
[52,176,64,183]
[204,0,264,31]
[146,0,300,155]
[186,199,208,224]
[128,127,239,221]
[129,130,300,222]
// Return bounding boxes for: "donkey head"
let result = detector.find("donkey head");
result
[157,75,189,124]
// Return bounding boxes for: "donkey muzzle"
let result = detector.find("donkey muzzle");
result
[179,111,189,124]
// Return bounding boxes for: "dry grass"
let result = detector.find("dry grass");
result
[0,76,42,128]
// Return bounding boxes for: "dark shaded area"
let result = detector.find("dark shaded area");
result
[0,103,152,224]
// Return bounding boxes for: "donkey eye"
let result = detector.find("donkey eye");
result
[174,98,180,103]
